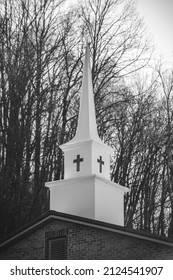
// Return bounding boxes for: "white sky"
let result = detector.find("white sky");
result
[66,0,173,63]
[137,0,173,62]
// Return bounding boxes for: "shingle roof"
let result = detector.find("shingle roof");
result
[0,210,173,249]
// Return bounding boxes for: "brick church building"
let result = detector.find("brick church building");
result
[0,45,173,259]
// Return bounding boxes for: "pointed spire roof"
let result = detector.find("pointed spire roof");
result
[60,44,113,152]
[72,44,100,142]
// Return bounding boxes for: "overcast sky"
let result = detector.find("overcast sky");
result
[66,0,173,63]
[137,0,173,62]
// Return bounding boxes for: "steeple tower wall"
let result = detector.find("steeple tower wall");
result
[62,140,112,180]
[46,45,129,226]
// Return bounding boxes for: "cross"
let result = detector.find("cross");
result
[97,156,104,173]
[73,154,84,172]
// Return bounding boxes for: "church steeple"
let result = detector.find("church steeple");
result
[46,44,128,226]
[71,44,100,142]
[60,45,113,180]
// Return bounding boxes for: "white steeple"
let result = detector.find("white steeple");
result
[59,44,113,180]
[70,44,100,142]
[45,45,128,226]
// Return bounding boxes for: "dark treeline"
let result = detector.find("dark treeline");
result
[0,0,173,241]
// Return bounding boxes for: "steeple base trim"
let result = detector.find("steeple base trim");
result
[46,175,129,226]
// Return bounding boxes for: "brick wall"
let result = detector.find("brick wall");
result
[0,219,173,260]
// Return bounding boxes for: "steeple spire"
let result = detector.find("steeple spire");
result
[73,44,100,142]
[46,44,129,226]
[59,44,113,180]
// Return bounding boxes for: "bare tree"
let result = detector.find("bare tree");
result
[157,65,173,236]
[0,0,163,241]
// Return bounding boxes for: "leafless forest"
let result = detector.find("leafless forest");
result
[0,0,173,241]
